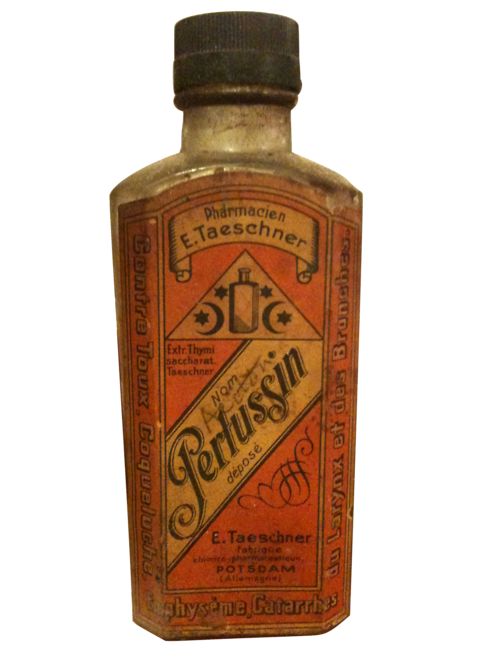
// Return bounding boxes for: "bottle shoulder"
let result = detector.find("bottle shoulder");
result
[110,153,190,207]
[110,151,361,211]
[285,152,361,203]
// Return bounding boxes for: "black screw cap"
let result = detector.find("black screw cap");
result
[174,12,301,94]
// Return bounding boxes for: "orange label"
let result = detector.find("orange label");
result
[118,172,361,638]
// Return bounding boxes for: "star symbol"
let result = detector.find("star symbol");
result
[214,285,228,300]
[277,310,292,326]
[260,285,273,298]
[194,309,210,325]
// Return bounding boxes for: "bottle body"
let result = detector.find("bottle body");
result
[111,104,362,639]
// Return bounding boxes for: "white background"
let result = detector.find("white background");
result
[1,0,499,665]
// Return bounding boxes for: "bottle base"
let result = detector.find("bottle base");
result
[133,609,350,641]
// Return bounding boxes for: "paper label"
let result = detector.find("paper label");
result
[117,171,361,637]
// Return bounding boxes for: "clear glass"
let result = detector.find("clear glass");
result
[110,101,360,233]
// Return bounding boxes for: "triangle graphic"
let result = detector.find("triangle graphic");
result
[167,251,321,340]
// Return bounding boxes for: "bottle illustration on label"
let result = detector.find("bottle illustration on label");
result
[110,11,362,641]
[229,267,259,333]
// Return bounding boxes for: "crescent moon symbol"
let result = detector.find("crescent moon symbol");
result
[197,301,224,336]
[262,301,285,334]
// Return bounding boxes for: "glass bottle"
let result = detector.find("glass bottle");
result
[110,11,362,640]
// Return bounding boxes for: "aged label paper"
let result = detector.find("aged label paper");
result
[118,172,361,637]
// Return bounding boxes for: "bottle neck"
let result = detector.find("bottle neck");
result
[181,104,292,154]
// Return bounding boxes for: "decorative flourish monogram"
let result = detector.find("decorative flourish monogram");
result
[238,427,314,509]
